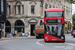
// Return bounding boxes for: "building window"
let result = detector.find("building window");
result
[66,9,68,15]
[31,5,35,14]
[18,5,21,14]
[51,0,52,2]
[22,5,24,14]
[45,3,48,9]
[14,5,24,15]
[49,4,51,8]
[40,20,43,26]
[47,0,49,2]
[56,0,57,5]
[9,6,11,15]
[67,0,69,2]
[15,6,16,14]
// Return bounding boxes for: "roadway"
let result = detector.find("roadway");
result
[0,34,75,50]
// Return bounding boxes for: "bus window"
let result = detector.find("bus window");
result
[57,25,62,36]
[45,24,64,36]
[45,11,64,17]
[52,27,55,34]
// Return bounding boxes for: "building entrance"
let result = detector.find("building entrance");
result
[31,25,35,36]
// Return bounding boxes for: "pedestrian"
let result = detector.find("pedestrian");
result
[12,31,14,37]
[14,30,17,38]
[10,33,13,38]
[26,31,28,37]
[67,30,69,34]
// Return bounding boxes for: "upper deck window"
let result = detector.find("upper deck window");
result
[45,11,64,17]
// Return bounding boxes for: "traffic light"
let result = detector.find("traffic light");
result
[1,0,7,23]
[0,0,7,39]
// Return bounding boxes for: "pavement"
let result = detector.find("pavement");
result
[0,36,36,43]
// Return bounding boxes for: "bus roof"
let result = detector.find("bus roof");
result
[45,8,64,12]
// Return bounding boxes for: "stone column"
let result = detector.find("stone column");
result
[28,24,30,37]
[16,6,18,14]
[11,23,14,33]
[25,24,30,37]
[65,7,66,18]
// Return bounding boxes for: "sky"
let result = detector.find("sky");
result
[72,4,75,15]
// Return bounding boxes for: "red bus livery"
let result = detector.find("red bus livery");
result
[44,8,65,42]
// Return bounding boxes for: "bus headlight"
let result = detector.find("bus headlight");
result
[61,36,64,39]
[46,32,48,34]
[45,37,48,39]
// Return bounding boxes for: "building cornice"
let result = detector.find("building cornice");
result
[7,0,40,2]
[7,16,41,19]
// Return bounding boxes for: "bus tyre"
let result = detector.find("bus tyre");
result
[36,36,40,39]
[45,41,48,43]
[71,34,73,36]
[64,35,65,40]
[36,36,38,39]
[73,35,75,38]
[62,41,65,43]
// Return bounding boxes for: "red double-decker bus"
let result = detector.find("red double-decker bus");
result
[44,8,65,42]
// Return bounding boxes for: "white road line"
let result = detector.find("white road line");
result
[36,40,75,47]
[65,43,75,46]
[67,37,70,38]
[74,39,75,40]
[36,40,44,46]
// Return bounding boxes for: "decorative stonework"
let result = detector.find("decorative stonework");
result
[29,1,37,4]
[15,1,22,5]
[28,18,38,23]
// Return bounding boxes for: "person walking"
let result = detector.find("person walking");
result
[10,33,13,38]
[14,30,17,38]
[12,31,14,37]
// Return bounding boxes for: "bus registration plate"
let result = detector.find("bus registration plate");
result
[52,39,57,40]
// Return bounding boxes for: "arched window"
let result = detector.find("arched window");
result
[5,21,11,33]
[15,20,24,33]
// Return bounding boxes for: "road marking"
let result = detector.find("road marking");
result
[0,40,10,42]
[0,40,16,44]
[36,40,44,46]
[74,39,75,40]
[36,39,75,47]
[67,37,70,38]
[65,43,75,46]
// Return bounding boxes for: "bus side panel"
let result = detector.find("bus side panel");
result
[44,33,64,41]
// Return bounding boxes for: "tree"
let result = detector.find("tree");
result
[72,14,75,26]
[69,0,75,4]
